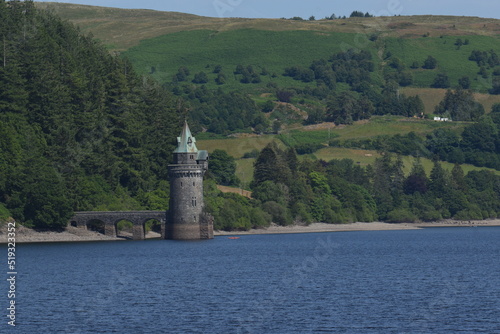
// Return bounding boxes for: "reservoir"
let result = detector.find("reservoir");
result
[7,227,500,333]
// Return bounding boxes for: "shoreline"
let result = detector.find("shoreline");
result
[1,220,500,244]
[216,220,500,235]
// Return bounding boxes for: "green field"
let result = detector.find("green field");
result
[124,29,500,91]
[122,29,379,89]
[278,128,338,147]
[385,35,500,90]
[198,135,279,158]
[122,29,500,92]
[331,116,466,140]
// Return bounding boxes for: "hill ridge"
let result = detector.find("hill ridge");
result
[36,2,500,51]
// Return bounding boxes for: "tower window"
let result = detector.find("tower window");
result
[192,197,197,207]
[193,182,195,186]
[190,155,194,160]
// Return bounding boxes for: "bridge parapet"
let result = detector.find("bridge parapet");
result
[69,211,166,240]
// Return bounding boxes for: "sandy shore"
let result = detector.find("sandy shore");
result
[1,219,499,243]
[215,220,500,236]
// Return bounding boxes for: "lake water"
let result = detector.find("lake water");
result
[4,227,500,333]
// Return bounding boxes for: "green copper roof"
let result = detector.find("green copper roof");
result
[174,121,198,153]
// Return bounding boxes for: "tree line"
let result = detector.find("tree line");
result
[205,142,500,231]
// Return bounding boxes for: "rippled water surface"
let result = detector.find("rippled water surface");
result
[7,227,500,333]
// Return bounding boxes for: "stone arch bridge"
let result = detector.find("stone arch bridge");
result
[69,211,166,240]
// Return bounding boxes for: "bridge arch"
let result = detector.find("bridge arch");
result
[87,219,107,235]
[69,211,167,240]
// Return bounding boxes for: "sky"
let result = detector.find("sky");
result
[36,0,500,20]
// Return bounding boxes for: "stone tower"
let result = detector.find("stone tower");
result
[166,121,213,240]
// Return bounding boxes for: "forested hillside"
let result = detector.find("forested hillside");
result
[0,0,179,229]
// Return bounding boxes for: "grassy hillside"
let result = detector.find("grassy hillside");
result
[37,3,500,95]
[385,35,500,88]
[123,29,372,88]
[36,3,500,185]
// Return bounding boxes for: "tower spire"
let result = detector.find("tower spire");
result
[174,120,198,153]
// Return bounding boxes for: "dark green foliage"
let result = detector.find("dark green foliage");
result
[305,107,326,125]
[192,71,209,84]
[260,100,274,113]
[207,149,240,186]
[177,86,264,134]
[410,61,420,69]
[215,72,226,85]
[469,50,500,68]
[458,76,470,89]
[326,92,374,124]
[330,49,374,86]
[350,11,373,18]
[426,128,462,162]
[283,66,315,82]
[404,159,429,195]
[9,156,72,230]
[174,66,190,82]
[281,49,373,94]
[434,89,484,121]
[235,65,261,84]
[204,180,271,230]
[253,142,292,186]
[213,64,222,73]
[276,90,294,103]
[461,118,497,153]
[432,73,450,88]
[246,143,500,226]
[0,2,179,229]
[490,77,500,95]
[386,209,418,223]
[375,83,423,117]
[423,55,438,69]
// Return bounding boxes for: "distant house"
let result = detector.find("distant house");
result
[433,116,450,122]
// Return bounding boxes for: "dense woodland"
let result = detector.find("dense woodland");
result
[0,1,179,229]
[1,1,500,232]
[204,140,500,231]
